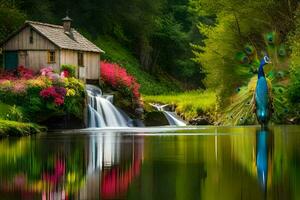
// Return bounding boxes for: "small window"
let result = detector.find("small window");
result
[48,51,56,63]
[78,52,84,67]
[29,28,33,44]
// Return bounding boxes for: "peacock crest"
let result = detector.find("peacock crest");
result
[221,31,289,125]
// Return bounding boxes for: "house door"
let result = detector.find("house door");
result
[4,51,18,70]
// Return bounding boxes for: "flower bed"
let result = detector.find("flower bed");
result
[0,66,85,123]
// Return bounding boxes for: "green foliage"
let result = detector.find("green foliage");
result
[0,0,26,41]
[6,105,24,122]
[63,77,85,119]
[95,35,183,95]
[143,90,217,121]
[61,64,77,77]
[0,76,85,123]
[0,119,46,137]
[192,0,296,97]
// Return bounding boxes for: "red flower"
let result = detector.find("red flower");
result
[40,86,66,106]
[54,97,64,105]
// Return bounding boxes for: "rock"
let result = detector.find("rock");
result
[189,116,212,125]
[144,111,169,126]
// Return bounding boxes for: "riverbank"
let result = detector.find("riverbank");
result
[143,90,217,124]
[0,120,46,137]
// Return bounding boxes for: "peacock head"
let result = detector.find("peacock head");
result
[261,55,271,66]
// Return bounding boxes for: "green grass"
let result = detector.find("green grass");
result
[143,90,217,121]
[95,35,183,95]
[0,120,46,137]
[0,103,46,137]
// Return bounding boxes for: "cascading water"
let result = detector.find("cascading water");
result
[86,85,129,128]
[150,103,187,126]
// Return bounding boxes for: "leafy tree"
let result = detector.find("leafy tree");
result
[191,0,298,100]
[0,0,25,41]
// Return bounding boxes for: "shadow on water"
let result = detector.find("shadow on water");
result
[0,125,299,199]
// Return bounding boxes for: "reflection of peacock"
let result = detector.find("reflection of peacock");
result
[221,32,289,126]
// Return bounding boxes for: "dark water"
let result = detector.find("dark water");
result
[0,126,299,200]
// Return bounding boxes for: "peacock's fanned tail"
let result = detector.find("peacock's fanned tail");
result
[221,76,273,126]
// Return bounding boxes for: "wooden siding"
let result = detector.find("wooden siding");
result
[84,52,100,80]
[26,50,59,72]
[60,50,100,80]
[3,26,57,50]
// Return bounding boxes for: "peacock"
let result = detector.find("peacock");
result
[255,56,272,126]
[220,31,289,126]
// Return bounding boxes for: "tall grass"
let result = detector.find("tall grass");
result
[143,90,217,121]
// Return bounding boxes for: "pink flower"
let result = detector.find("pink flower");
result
[100,61,141,101]
[40,67,54,77]
[60,70,69,78]
[13,81,27,93]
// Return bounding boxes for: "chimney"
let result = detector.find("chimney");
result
[62,15,72,33]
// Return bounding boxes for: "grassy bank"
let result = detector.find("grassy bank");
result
[95,35,183,95]
[0,120,46,137]
[143,90,217,121]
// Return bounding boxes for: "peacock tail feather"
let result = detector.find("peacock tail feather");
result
[220,76,280,126]
[221,30,289,125]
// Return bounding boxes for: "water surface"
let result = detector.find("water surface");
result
[0,126,299,200]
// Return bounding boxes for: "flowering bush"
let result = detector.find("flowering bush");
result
[0,66,85,122]
[0,66,34,81]
[100,61,141,102]
[40,86,67,106]
[61,64,77,77]
[17,66,34,79]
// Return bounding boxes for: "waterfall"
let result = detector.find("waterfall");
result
[150,103,187,126]
[86,85,129,128]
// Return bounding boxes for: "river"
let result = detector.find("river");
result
[0,125,299,200]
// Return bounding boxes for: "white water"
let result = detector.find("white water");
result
[150,103,187,126]
[86,85,129,128]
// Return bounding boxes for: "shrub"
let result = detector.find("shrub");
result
[61,65,77,77]
[40,86,67,106]
[100,61,141,104]
[0,66,86,122]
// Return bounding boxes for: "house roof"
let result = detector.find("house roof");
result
[2,20,104,53]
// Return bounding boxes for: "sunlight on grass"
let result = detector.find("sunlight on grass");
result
[143,90,217,121]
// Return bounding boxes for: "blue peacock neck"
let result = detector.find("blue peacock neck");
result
[258,61,266,79]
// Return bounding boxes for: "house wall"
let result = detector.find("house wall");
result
[27,50,60,72]
[60,49,100,80]
[3,26,56,50]
[84,52,100,80]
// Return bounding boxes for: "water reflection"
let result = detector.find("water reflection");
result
[0,126,299,199]
[256,128,273,198]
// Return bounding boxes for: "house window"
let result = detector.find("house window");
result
[78,52,84,67]
[29,28,33,44]
[48,51,56,63]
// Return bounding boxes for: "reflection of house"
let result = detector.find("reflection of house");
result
[0,16,104,81]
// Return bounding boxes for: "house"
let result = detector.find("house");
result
[0,16,104,81]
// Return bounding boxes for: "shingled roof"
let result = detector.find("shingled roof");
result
[3,20,104,53]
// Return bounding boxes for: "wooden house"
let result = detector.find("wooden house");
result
[0,16,104,81]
